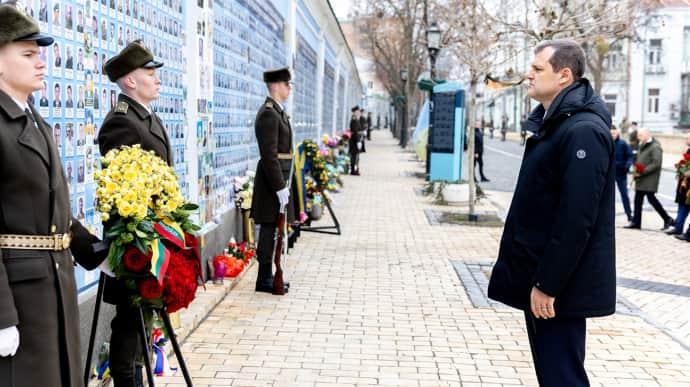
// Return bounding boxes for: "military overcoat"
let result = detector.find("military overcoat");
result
[0,89,102,387]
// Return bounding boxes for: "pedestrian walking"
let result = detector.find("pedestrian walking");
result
[624,127,674,230]
[0,4,106,386]
[611,126,634,221]
[666,134,690,237]
[500,113,508,141]
[519,114,528,146]
[349,106,362,175]
[99,39,171,387]
[367,111,373,140]
[488,39,616,387]
[250,67,294,295]
[473,122,489,182]
[359,108,367,152]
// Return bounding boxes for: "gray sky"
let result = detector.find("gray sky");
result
[332,0,354,21]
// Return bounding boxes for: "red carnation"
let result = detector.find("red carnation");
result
[139,277,162,299]
[634,162,645,174]
[684,153,690,160]
[122,247,151,273]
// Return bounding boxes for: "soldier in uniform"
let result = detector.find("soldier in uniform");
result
[251,67,295,294]
[98,40,170,387]
[349,106,362,175]
[0,4,106,386]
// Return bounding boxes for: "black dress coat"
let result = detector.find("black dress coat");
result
[348,116,361,155]
[98,93,172,305]
[0,89,103,387]
[250,97,297,224]
[488,79,616,318]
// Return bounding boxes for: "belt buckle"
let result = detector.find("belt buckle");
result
[53,234,71,250]
[62,233,71,250]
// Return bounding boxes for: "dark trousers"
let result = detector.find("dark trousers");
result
[524,312,590,387]
[256,223,277,283]
[615,175,632,219]
[349,152,359,174]
[474,154,487,180]
[632,190,671,226]
[109,305,144,387]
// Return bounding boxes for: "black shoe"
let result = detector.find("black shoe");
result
[665,228,681,235]
[255,282,289,294]
[663,218,675,230]
[352,171,360,175]
[623,222,641,229]
[480,177,490,182]
[675,234,690,242]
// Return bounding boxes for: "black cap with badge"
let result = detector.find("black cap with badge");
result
[263,67,291,83]
[103,40,164,82]
[0,2,54,48]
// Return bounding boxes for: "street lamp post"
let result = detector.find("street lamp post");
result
[400,69,409,148]
[425,21,441,179]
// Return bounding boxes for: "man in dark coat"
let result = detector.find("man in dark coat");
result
[0,4,106,386]
[359,108,367,152]
[98,40,170,387]
[367,111,373,140]
[250,67,294,295]
[488,39,616,386]
[624,127,673,230]
[668,134,690,238]
[611,126,633,221]
[348,106,362,175]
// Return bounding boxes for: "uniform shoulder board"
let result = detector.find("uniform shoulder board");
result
[264,101,274,109]
[115,101,129,114]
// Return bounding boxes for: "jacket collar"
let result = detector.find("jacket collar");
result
[0,89,27,120]
[119,93,151,119]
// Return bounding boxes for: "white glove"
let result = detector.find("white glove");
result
[0,326,19,357]
[276,187,289,209]
[99,259,114,277]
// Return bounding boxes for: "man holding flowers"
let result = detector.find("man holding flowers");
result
[0,3,107,386]
[98,40,171,387]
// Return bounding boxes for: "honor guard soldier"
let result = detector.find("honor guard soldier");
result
[0,3,106,386]
[359,108,367,152]
[99,40,170,387]
[251,67,296,294]
[349,106,362,175]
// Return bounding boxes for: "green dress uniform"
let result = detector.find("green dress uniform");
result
[251,67,296,294]
[0,5,105,387]
[98,40,168,387]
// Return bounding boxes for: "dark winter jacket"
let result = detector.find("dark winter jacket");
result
[488,78,616,318]
[613,137,633,178]
[634,138,663,193]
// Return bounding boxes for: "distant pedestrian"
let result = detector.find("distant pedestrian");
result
[349,106,362,175]
[500,114,508,141]
[519,114,528,146]
[488,39,616,387]
[359,108,367,153]
[611,126,634,221]
[473,122,489,182]
[367,112,373,140]
[625,127,674,230]
[628,121,639,160]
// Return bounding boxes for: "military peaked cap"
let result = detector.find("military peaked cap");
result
[103,40,164,82]
[263,67,292,83]
[351,105,360,112]
[0,2,53,47]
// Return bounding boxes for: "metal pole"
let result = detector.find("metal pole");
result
[426,53,437,180]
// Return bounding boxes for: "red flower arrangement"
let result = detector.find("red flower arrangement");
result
[122,247,151,273]
[139,277,163,299]
[634,162,645,174]
[211,238,256,279]
[163,246,200,313]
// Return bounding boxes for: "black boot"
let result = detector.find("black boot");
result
[255,263,289,294]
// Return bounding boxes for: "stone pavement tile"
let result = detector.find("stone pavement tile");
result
[158,132,690,386]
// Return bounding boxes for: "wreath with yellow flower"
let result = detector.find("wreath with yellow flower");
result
[95,145,201,313]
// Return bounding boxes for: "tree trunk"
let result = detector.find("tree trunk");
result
[467,77,477,217]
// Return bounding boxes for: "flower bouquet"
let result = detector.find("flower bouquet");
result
[233,171,255,210]
[212,238,256,279]
[95,145,201,314]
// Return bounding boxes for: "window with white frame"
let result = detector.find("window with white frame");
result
[647,88,660,114]
[604,94,617,117]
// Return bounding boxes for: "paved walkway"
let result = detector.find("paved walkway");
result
[159,131,690,387]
